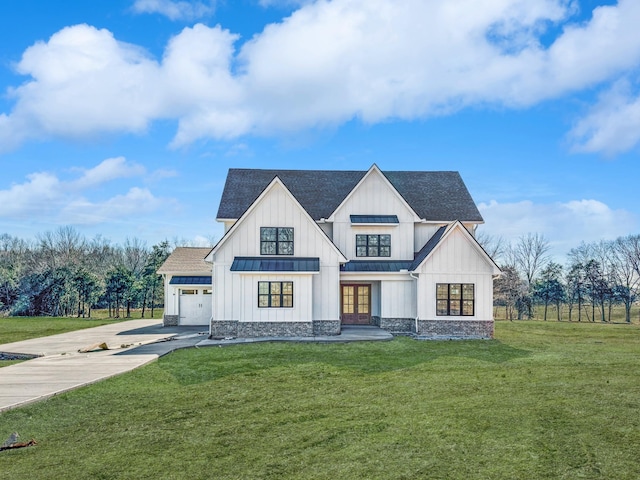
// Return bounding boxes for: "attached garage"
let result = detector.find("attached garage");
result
[158,248,213,327]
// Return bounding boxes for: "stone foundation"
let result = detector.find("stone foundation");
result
[211,320,317,338]
[238,321,313,337]
[313,320,341,336]
[163,314,179,327]
[210,320,238,338]
[379,317,415,334]
[416,319,494,339]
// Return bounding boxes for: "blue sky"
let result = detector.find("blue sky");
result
[1,0,639,261]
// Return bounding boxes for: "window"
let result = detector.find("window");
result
[180,289,197,295]
[261,227,294,255]
[436,284,474,316]
[203,289,212,295]
[258,281,293,308]
[356,234,391,257]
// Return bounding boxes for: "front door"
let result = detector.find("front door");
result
[341,284,371,325]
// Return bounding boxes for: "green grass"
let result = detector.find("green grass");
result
[1,321,640,479]
[0,309,162,345]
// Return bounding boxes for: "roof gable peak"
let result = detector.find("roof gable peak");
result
[327,164,421,222]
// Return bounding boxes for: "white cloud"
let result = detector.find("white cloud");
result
[2,0,640,152]
[0,158,171,224]
[131,0,215,21]
[0,172,62,217]
[61,187,165,225]
[478,198,637,260]
[568,79,640,155]
[72,157,146,189]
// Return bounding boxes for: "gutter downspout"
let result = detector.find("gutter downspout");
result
[409,272,419,334]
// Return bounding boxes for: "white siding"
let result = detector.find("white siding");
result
[414,224,445,252]
[240,274,312,322]
[331,169,417,260]
[211,181,343,322]
[381,280,416,318]
[415,227,494,320]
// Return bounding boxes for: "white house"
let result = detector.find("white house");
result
[158,164,501,339]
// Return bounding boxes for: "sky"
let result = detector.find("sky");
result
[1,0,639,262]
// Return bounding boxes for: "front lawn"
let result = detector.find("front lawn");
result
[1,321,639,479]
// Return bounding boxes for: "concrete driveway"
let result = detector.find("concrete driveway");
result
[0,320,205,413]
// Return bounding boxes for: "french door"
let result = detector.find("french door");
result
[341,284,371,325]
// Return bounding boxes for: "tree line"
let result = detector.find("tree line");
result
[482,232,640,323]
[0,227,175,318]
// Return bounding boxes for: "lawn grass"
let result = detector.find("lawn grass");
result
[1,321,639,479]
[0,309,162,345]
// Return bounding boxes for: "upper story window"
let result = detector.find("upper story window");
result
[260,227,294,255]
[356,234,391,257]
[436,283,474,316]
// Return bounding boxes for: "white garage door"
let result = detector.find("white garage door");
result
[179,288,212,326]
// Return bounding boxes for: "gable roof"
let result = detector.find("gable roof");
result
[208,176,347,263]
[157,247,212,274]
[410,221,501,274]
[216,167,483,222]
[409,225,448,271]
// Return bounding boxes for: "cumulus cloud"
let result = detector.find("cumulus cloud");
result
[478,198,637,259]
[0,158,170,224]
[568,78,640,155]
[72,157,146,189]
[61,187,165,225]
[131,0,215,21]
[2,0,640,152]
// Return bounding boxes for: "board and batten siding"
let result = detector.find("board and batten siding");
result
[380,279,417,319]
[414,227,495,320]
[331,169,417,260]
[211,181,343,323]
[240,274,313,322]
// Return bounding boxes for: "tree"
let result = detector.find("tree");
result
[565,262,586,322]
[507,233,551,286]
[611,235,640,323]
[532,262,565,321]
[73,268,101,318]
[494,265,527,321]
[141,241,171,318]
[105,267,134,318]
[476,230,505,263]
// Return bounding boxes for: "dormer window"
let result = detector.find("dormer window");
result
[356,234,391,257]
[260,227,294,255]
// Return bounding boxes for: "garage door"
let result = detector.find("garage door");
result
[179,288,212,326]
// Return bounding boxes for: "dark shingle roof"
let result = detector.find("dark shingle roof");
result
[409,225,447,271]
[230,257,320,272]
[216,168,483,222]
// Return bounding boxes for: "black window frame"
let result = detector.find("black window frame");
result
[436,283,474,316]
[260,227,294,255]
[258,281,293,308]
[355,234,391,257]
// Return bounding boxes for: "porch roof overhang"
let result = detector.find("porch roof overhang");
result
[169,276,212,285]
[231,257,320,273]
[341,260,413,272]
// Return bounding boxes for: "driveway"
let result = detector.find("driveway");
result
[0,320,205,412]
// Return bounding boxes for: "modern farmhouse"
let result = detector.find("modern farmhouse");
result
[158,164,500,339]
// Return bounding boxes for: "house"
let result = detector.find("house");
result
[158,164,501,339]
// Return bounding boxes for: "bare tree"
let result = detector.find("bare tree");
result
[508,233,551,286]
[476,230,505,263]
